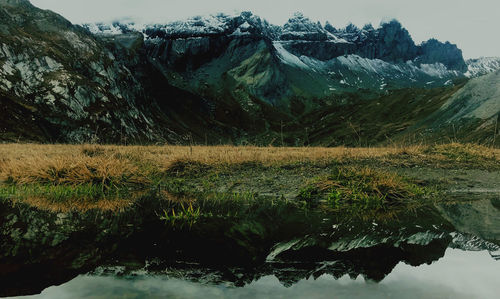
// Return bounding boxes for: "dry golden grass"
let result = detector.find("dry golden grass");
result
[0,143,497,212]
[0,144,396,185]
[0,143,498,187]
[2,154,148,187]
[0,143,399,165]
[331,166,423,201]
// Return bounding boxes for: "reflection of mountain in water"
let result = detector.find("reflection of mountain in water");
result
[436,198,500,260]
[0,199,499,296]
[437,199,500,244]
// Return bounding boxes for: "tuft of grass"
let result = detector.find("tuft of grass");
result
[81,145,106,157]
[166,159,213,177]
[298,166,429,210]
[0,154,150,190]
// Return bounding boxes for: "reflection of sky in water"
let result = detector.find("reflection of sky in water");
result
[19,249,500,299]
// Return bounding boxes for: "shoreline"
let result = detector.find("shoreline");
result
[0,143,498,213]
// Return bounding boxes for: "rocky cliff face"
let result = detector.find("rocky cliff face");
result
[133,13,466,70]
[417,39,467,72]
[0,0,159,142]
[0,0,245,143]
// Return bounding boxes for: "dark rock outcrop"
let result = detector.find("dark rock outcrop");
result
[0,0,158,143]
[417,39,467,71]
[372,20,418,62]
[281,41,356,61]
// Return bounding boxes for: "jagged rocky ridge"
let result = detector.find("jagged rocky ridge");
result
[89,12,467,70]
[1,1,500,144]
[89,12,470,105]
[90,12,466,69]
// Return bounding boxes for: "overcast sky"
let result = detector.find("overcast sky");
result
[31,0,500,58]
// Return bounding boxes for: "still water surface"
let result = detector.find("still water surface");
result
[2,198,499,298]
[19,249,499,299]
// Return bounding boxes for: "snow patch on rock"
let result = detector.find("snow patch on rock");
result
[465,57,500,77]
[273,42,309,69]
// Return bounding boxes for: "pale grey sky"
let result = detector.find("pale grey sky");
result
[31,0,500,58]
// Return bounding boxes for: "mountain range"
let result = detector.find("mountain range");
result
[1,0,499,145]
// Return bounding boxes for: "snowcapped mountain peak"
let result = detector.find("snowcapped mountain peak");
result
[84,11,283,40]
[146,13,236,38]
[281,12,331,41]
[379,18,402,27]
[465,57,500,77]
[345,23,360,33]
[85,22,132,35]
[362,23,375,32]
[324,21,336,33]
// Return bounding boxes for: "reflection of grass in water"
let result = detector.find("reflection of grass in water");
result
[156,189,429,233]
[160,202,201,227]
[0,184,144,212]
[156,189,313,232]
[161,191,299,219]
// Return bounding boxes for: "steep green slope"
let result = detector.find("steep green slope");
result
[408,71,500,146]
[299,83,467,146]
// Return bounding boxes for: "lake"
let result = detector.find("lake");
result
[2,198,499,298]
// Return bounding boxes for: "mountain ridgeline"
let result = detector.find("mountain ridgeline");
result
[1,1,499,145]
[138,12,466,69]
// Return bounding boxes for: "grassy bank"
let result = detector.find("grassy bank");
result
[0,143,498,213]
